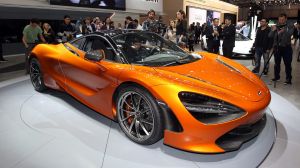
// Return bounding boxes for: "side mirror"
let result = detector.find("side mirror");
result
[85,50,105,62]
[54,38,63,44]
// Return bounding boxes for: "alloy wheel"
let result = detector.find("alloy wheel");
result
[30,60,42,89]
[118,91,155,142]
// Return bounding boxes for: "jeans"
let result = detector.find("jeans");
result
[25,43,35,73]
[253,47,269,73]
[274,46,293,81]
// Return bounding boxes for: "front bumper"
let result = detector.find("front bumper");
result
[151,85,270,153]
[216,114,266,151]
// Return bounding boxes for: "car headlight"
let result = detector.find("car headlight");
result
[179,92,246,124]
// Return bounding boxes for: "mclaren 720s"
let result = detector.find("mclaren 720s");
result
[29,30,271,153]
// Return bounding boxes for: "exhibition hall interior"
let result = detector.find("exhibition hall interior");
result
[0,0,300,167]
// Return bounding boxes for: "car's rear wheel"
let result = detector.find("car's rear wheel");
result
[29,58,46,92]
[116,85,163,145]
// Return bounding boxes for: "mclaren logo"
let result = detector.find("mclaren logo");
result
[258,91,262,96]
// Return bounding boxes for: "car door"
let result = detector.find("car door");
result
[233,33,252,55]
[59,35,125,116]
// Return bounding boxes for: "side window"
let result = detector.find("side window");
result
[71,38,85,49]
[235,33,248,41]
[83,37,116,61]
[83,38,93,52]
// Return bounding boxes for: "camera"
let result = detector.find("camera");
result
[276,23,287,30]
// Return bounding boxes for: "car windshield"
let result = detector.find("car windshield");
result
[112,32,201,66]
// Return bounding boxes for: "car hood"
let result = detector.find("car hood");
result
[154,54,267,102]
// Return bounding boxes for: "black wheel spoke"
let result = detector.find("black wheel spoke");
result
[32,74,39,80]
[31,66,38,73]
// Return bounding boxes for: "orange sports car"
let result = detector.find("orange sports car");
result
[29,30,271,153]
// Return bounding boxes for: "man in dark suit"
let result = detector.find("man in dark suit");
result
[194,22,201,44]
[206,18,222,54]
[222,17,236,58]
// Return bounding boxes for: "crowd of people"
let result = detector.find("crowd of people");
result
[1,9,299,85]
[253,14,299,85]
[18,9,247,62]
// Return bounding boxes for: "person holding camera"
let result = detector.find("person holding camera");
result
[142,9,159,33]
[22,18,46,74]
[58,15,76,42]
[269,13,294,85]
[252,18,273,75]
[206,18,222,54]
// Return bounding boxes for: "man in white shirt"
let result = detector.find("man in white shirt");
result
[240,22,250,38]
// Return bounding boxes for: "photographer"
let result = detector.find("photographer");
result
[142,9,159,33]
[58,15,76,42]
[252,18,272,75]
[269,13,294,85]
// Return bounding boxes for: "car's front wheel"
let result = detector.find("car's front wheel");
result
[116,85,163,145]
[29,58,47,92]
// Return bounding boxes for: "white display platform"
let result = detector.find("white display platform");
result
[0,79,297,168]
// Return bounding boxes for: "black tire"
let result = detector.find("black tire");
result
[29,58,47,92]
[116,85,163,145]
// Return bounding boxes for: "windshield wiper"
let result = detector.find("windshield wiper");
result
[162,59,190,67]
[162,55,199,67]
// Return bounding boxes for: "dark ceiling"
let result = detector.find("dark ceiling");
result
[221,0,300,7]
